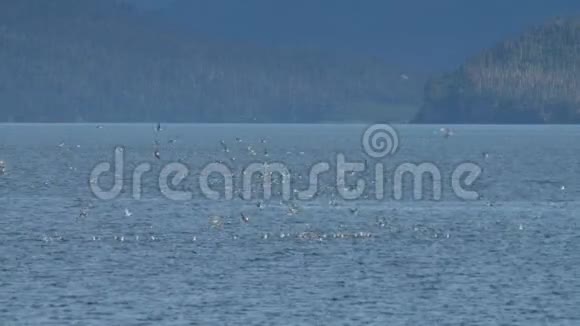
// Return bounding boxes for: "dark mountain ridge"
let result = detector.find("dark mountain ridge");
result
[0,0,422,123]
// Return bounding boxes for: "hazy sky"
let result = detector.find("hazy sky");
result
[136,0,580,69]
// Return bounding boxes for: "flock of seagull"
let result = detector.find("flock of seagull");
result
[5,123,482,228]
[1,123,570,244]
[70,122,383,235]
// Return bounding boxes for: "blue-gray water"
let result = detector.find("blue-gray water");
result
[0,124,579,325]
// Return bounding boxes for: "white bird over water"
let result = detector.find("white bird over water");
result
[287,203,299,216]
[440,127,454,138]
[209,215,224,229]
[79,207,89,219]
[124,208,133,217]
[220,140,230,153]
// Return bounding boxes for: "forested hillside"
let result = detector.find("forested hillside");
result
[415,17,580,123]
[0,0,422,122]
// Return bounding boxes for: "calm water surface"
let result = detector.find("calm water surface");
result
[0,124,579,325]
